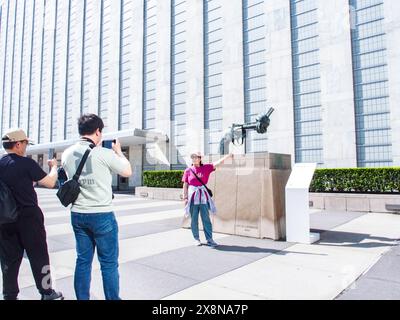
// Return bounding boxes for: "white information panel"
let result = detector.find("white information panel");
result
[285,163,320,244]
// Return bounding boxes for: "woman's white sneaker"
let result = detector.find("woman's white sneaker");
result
[207,239,218,248]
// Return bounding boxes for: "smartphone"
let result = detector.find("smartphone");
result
[102,139,116,149]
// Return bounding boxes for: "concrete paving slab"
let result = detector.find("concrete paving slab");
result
[387,245,400,256]
[353,254,400,284]
[166,257,350,300]
[310,210,366,231]
[42,201,183,217]
[14,229,230,290]
[114,262,198,300]
[163,282,265,300]
[47,237,76,253]
[337,277,400,300]
[117,218,182,239]
[212,236,293,259]
[18,261,198,300]
[44,216,71,226]
[18,276,78,301]
[46,218,181,253]
[44,210,184,237]
[136,246,255,282]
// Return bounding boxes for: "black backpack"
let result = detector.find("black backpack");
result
[0,179,18,224]
[57,148,92,207]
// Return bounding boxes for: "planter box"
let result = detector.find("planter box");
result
[310,193,400,213]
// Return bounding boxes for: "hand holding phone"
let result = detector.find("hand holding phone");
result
[102,139,116,149]
[112,139,122,155]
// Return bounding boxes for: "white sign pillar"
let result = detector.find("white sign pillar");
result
[285,163,320,244]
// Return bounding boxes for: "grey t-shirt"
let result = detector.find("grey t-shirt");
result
[61,141,131,213]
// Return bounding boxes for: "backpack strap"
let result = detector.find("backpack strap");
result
[72,149,92,181]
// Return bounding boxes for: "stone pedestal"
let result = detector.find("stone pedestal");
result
[183,153,291,240]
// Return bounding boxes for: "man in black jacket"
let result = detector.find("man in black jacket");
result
[0,129,63,300]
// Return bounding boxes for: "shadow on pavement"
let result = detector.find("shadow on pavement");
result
[313,229,400,249]
[214,245,281,254]
[214,245,326,256]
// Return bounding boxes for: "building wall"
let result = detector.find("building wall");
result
[385,0,400,166]
[268,0,294,157]
[1,0,400,187]
[221,0,245,155]
[319,0,357,168]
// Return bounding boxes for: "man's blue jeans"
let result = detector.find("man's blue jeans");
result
[71,212,120,300]
[190,204,213,241]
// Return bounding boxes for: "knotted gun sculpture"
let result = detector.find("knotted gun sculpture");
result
[219,107,275,155]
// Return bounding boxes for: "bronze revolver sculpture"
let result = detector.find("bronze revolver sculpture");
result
[219,107,274,155]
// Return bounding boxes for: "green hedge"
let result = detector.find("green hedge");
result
[310,168,400,194]
[143,168,400,194]
[143,170,184,189]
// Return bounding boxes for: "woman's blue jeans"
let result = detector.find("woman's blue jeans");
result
[71,212,120,300]
[190,204,213,241]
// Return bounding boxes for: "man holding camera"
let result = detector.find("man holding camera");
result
[0,129,63,300]
[61,114,132,300]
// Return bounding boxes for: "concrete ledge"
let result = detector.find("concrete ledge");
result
[135,186,183,201]
[310,193,400,214]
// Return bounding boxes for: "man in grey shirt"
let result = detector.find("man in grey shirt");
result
[62,114,132,300]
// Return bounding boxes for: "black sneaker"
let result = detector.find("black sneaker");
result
[41,290,64,300]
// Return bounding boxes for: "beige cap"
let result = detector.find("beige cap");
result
[2,128,34,145]
[190,151,203,158]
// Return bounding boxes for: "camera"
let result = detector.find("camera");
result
[102,139,116,149]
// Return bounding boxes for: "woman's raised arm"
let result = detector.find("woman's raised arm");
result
[213,153,233,169]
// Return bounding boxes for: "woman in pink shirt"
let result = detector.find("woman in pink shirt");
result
[182,151,233,247]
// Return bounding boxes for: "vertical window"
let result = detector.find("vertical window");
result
[350,0,392,167]
[18,0,30,131]
[119,0,134,130]
[0,2,6,136]
[9,0,22,129]
[171,0,187,168]
[2,0,17,132]
[290,0,323,164]
[81,0,97,115]
[28,0,43,140]
[242,0,268,153]
[51,0,62,142]
[19,1,37,135]
[142,0,158,170]
[65,0,84,139]
[98,0,112,129]
[142,0,157,131]
[204,0,223,155]
[39,0,56,144]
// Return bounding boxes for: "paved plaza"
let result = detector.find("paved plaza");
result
[1,188,400,300]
